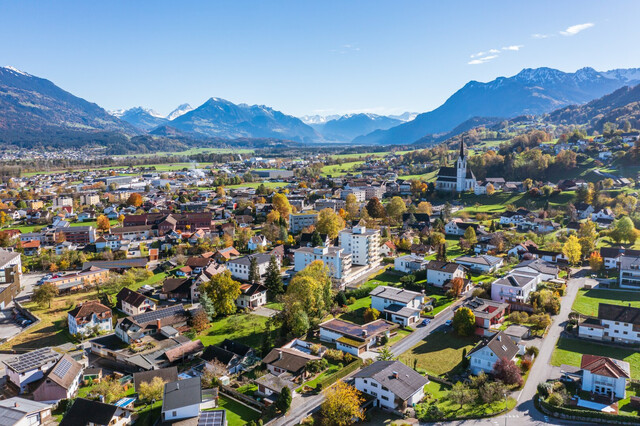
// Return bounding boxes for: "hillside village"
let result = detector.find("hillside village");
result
[0,127,638,426]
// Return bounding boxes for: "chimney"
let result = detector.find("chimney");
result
[392,371,398,379]
[278,350,283,360]
[156,319,162,330]
[362,330,367,337]
[176,383,179,390]
[14,402,18,408]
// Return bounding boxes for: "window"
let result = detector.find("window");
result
[381,386,388,391]
[381,395,389,401]
[371,391,377,396]
[371,382,378,388]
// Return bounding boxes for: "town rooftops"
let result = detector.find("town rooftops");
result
[370,286,423,304]
[3,347,60,374]
[455,254,503,267]
[60,398,129,426]
[319,318,396,341]
[228,253,272,265]
[598,303,640,325]
[263,347,319,373]
[463,297,509,320]
[40,354,82,391]
[581,354,630,379]
[354,360,429,400]
[424,260,464,273]
[515,259,558,276]
[492,272,537,288]
[0,398,51,425]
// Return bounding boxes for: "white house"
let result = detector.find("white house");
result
[116,287,157,316]
[581,355,630,399]
[444,219,481,236]
[370,286,424,326]
[354,360,428,410]
[578,303,640,344]
[455,255,503,273]
[161,377,202,422]
[227,253,276,282]
[3,348,61,393]
[490,271,541,304]
[248,235,269,251]
[67,301,113,336]
[394,254,427,274]
[236,283,268,309]
[425,260,465,287]
[468,331,519,375]
[319,318,396,356]
[619,255,640,289]
[512,259,559,281]
[592,207,615,221]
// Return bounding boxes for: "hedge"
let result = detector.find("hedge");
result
[535,394,640,424]
[316,358,363,389]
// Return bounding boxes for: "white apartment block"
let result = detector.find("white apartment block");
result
[293,246,352,280]
[338,225,381,267]
[81,194,100,206]
[289,212,319,233]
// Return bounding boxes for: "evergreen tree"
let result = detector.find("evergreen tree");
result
[264,255,284,297]
[248,256,260,283]
[199,291,216,320]
[276,386,292,413]
[311,230,323,247]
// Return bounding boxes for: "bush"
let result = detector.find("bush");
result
[507,311,529,324]
[525,346,539,358]
[520,359,532,372]
[347,296,356,305]
[537,382,552,399]
[324,349,344,363]
[547,392,564,407]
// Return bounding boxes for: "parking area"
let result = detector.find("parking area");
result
[0,306,31,342]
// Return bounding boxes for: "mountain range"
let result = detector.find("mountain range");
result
[2,65,640,150]
[354,67,640,145]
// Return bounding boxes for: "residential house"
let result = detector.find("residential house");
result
[248,235,269,251]
[116,287,157,316]
[4,347,61,393]
[578,303,640,344]
[581,355,630,399]
[619,255,640,289]
[354,360,428,411]
[227,253,276,282]
[370,286,424,326]
[43,266,110,293]
[161,377,202,423]
[60,397,134,426]
[394,254,427,274]
[455,255,503,273]
[214,247,240,263]
[490,271,540,304]
[512,259,559,281]
[161,277,197,302]
[574,202,595,220]
[468,331,519,375]
[236,283,267,309]
[0,398,53,426]
[462,297,509,336]
[201,339,255,375]
[600,247,640,270]
[380,240,397,257]
[444,219,482,236]
[33,355,83,403]
[21,240,41,256]
[424,260,465,287]
[133,367,179,393]
[67,301,113,336]
[319,318,397,356]
[263,347,320,379]
[293,246,352,280]
[115,304,187,344]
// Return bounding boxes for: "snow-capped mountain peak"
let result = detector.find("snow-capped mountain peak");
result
[166,103,193,120]
[1,66,31,77]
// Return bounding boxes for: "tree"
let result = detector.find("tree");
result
[345,193,359,220]
[452,307,475,336]
[449,277,465,297]
[611,217,637,244]
[190,309,209,332]
[248,256,260,283]
[578,220,598,258]
[321,381,364,426]
[363,307,380,323]
[366,197,386,219]
[385,196,407,224]
[463,226,477,246]
[376,345,396,361]
[562,235,582,265]
[202,271,241,316]
[275,386,292,414]
[33,282,58,308]
[272,193,292,222]
[139,376,165,402]
[589,251,603,272]
[127,193,143,207]
[316,208,346,239]
[199,291,216,320]
[493,357,523,386]
[93,378,125,403]
[486,183,495,195]
[479,380,506,404]
[96,214,110,232]
[264,255,284,297]
[311,231,323,247]
[448,382,476,409]
[416,201,433,214]
[237,227,254,249]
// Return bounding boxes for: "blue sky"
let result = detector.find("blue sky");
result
[2,1,639,117]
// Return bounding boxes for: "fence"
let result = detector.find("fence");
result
[314,358,363,389]
[219,385,265,412]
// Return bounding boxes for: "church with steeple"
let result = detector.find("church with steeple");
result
[435,139,476,192]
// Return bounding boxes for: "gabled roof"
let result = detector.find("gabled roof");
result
[263,348,318,373]
[598,303,640,325]
[470,331,519,361]
[134,367,178,392]
[370,286,422,304]
[116,287,150,308]
[162,377,202,412]
[38,354,82,391]
[425,260,463,274]
[60,398,123,426]
[581,354,630,379]
[68,300,112,321]
[354,360,428,400]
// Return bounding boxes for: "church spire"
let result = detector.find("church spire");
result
[459,138,465,159]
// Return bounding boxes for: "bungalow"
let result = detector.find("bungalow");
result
[468,331,519,375]
[319,318,397,356]
[263,347,320,379]
[394,254,427,274]
[60,397,134,426]
[581,355,630,400]
[67,301,113,337]
[354,360,428,411]
[455,255,503,273]
[33,355,83,403]
[370,286,423,326]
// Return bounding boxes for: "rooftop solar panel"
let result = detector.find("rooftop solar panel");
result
[133,304,183,324]
[53,358,72,378]
[198,410,226,426]
[4,347,60,373]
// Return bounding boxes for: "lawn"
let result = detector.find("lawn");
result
[572,289,640,316]
[216,396,261,426]
[226,181,288,189]
[320,161,365,177]
[358,270,402,292]
[195,313,271,350]
[399,332,478,377]
[388,328,412,345]
[398,170,438,182]
[551,337,640,379]
[300,363,342,389]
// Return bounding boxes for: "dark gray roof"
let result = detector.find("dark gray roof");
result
[370,286,422,304]
[354,360,428,400]
[493,273,537,288]
[134,367,178,392]
[228,253,272,266]
[162,377,202,412]
[470,331,519,360]
[620,255,640,270]
[60,398,120,426]
[3,347,60,374]
[456,255,502,267]
[515,259,558,276]
[598,303,640,325]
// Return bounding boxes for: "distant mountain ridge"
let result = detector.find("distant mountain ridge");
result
[355,67,640,145]
[311,113,404,141]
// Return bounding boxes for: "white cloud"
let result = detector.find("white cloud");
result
[471,48,500,58]
[502,45,523,51]
[468,55,499,65]
[531,33,552,39]
[560,22,594,36]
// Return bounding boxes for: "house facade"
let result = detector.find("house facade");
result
[354,360,428,410]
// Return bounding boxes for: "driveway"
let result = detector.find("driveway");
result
[15,272,48,303]
[251,306,278,318]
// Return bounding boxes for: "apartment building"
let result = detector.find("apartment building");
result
[288,212,319,233]
[619,255,640,289]
[338,225,380,267]
[293,246,352,280]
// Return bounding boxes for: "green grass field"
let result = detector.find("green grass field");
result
[195,313,270,350]
[398,170,438,182]
[572,289,640,316]
[225,181,288,189]
[216,396,260,426]
[399,332,478,377]
[551,337,640,379]
[320,161,365,177]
